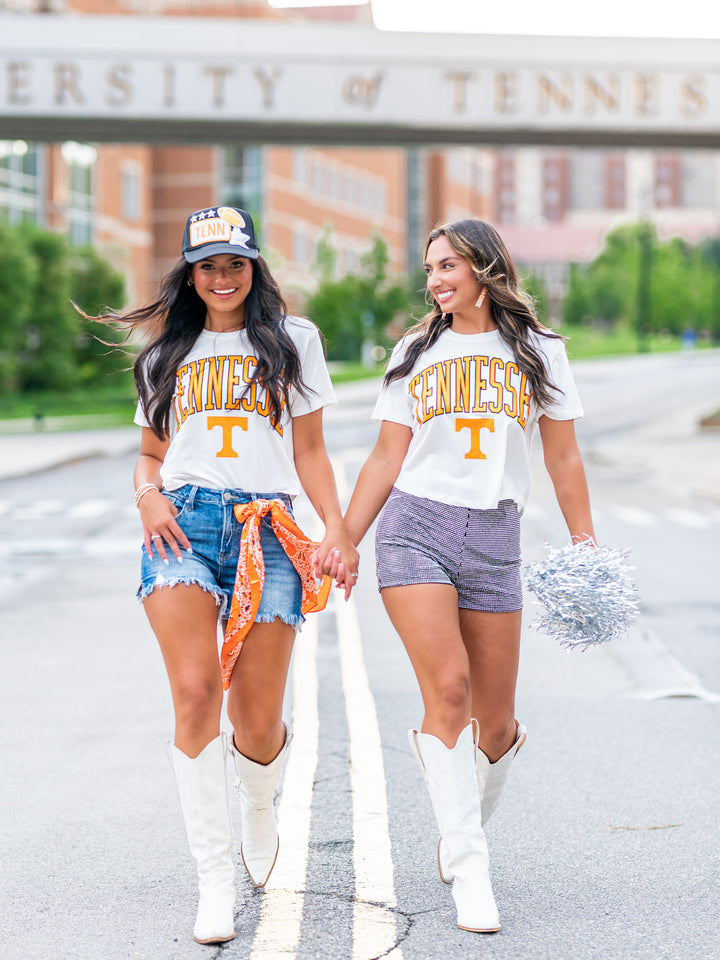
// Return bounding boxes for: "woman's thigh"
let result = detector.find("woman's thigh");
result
[144,583,222,686]
[381,583,475,740]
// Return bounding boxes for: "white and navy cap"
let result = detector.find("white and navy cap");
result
[182,206,259,263]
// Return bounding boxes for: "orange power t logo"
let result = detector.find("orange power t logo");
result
[455,417,495,460]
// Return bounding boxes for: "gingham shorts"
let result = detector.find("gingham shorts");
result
[375,487,523,613]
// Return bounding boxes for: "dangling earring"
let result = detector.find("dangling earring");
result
[475,288,487,309]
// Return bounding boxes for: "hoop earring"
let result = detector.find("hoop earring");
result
[187,278,194,287]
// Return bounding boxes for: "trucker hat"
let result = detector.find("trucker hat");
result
[182,206,260,263]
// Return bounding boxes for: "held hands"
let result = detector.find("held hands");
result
[314,522,359,600]
[137,487,193,564]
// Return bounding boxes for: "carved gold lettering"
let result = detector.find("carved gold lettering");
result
[253,67,281,109]
[584,75,619,114]
[204,65,233,108]
[105,63,133,107]
[537,74,573,113]
[445,71,475,114]
[634,74,659,116]
[8,61,32,105]
[342,73,383,108]
[54,62,84,106]
[680,75,707,118]
[163,64,175,108]
[494,72,520,114]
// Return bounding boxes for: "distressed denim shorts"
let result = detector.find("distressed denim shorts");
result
[375,487,522,613]
[137,484,303,626]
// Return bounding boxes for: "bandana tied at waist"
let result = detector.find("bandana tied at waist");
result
[221,498,331,689]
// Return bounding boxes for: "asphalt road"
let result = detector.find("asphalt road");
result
[1,350,718,960]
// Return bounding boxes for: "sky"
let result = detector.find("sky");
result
[269,0,720,39]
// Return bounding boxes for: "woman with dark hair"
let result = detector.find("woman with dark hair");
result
[108,206,357,944]
[341,218,595,934]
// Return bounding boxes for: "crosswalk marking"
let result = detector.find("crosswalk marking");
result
[604,505,657,527]
[13,498,65,519]
[663,507,711,530]
[0,495,717,532]
[68,498,118,519]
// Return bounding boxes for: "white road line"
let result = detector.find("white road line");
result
[614,623,720,702]
[249,614,319,959]
[336,594,404,960]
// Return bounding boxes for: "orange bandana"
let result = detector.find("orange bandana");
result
[221,498,331,689]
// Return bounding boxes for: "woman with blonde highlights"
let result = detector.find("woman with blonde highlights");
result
[340,218,595,933]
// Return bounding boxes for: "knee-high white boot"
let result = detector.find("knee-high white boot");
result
[168,734,236,944]
[230,729,293,887]
[438,720,527,884]
[409,721,500,933]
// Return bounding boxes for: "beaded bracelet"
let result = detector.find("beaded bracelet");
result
[134,482,160,508]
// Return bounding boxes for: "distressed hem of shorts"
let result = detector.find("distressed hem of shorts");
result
[255,612,304,628]
[136,578,224,612]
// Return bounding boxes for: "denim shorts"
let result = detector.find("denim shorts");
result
[137,485,303,626]
[375,488,522,613]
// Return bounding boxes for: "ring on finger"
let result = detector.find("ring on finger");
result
[151,535,162,540]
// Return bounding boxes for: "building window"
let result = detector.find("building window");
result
[221,146,263,222]
[494,153,515,224]
[605,153,626,209]
[293,227,309,265]
[681,152,716,208]
[121,162,141,222]
[62,140,96,246]
[568,150,602,211]
[0,140,42,224]
[293,147,307,185]
[654,155,681,208]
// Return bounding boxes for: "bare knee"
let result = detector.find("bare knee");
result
[422,673,472,742]
[231,716,286,764]
[172,675,223,739]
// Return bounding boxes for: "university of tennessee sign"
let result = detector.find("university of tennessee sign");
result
[1,15,719,146]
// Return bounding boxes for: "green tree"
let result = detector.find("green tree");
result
[699,236,720,343]
[0,220,37,394]
[305,233,409,362]
[520,272,550,326]
[70,246,128,385]
[562,221,719,342]
[16,224,77,392]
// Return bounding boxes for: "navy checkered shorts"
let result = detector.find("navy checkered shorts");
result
[375,487,522,613]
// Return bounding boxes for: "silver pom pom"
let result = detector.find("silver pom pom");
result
[523,540,640,649]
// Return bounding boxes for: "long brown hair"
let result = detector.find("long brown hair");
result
[90,255,309,438]
[385,218,562,409]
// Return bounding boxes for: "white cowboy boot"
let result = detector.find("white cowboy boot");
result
[230,728,293,887]
[438,720,527,884]
[409,721,500,933]
[168,734,236,944]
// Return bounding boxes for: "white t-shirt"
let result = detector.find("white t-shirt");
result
[134,316,335,495]
[372,327,583,513]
